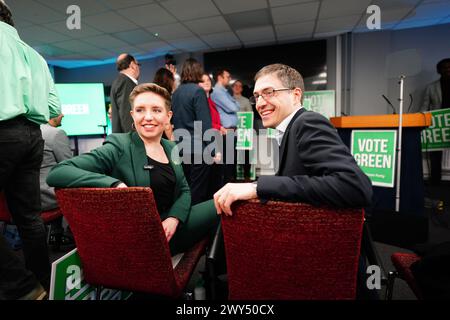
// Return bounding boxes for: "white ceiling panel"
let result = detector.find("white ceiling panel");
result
[36,0,109,15]
[7,1,64,24]
[201,31,241,47]
[136,41,176,52]
[214,0,267,14]
[275,21,315,40]
[404,1,450,20]
[184,16,231,35]
[167,37,210,51]
[103,0,156,9]
[83,34,132,49]
[119,4,177,27]
[235,25,275,42]
[374,0,420,10]
[319,0,372,19]
[85,49,116,59]
[147,23,195,40]
[242,38,277,47]
[44,21,103,38]
[33,44,74,57]
[315,15,361,34]
[19,25,71,44]
[160,0,220,21]
[83,12,138,32]
[115,29,158,43]
[108,46,144,56]
[271,2,320,25]
[52,40,103,53]
[269,0,318,7]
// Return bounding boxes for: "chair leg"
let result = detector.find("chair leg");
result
[96,286,103,300]
[385,271,398,300]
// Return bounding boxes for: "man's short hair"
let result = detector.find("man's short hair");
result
[437,58,450,73]
[0,0,14,27]
[116,54,136,71]
[213,68,230,82]
[129,83,172,111]
[254,64,305,104]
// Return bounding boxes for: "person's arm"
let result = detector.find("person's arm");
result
[46,67,61,119]
[53,130,73,163]
[47,135,123,188]
[212,89,240,115]
[115,80,135,132]
[257,112,373,208]
[193,87,212,130]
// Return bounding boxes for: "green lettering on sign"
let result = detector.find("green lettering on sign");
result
[236,112,254,150]
[303,90,336,119]
[351,130,397,188]
[49,248,132,300]
[421,108,450,151]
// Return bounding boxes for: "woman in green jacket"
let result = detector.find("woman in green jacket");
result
[47,83,219,255]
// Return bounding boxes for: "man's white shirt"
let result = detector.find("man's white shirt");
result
[275,106,302,146]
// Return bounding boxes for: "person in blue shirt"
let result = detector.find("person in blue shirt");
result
[211,69,241,183]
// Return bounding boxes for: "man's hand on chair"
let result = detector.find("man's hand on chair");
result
[162,217,179,242]
[213,183,258,216]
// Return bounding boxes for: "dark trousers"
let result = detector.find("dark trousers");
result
[429,151,442,185]
[222,130,237,183]
[0,116,50,299]
[182,161,212,206]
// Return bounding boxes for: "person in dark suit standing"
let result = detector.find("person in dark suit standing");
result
[110,53,141,133]
[171,58,213,205]
[213,64,373,215]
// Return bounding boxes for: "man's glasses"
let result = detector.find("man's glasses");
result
[249,88,293,105]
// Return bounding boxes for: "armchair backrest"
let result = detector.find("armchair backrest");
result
[55,187,180,297]
[221,200,364,300]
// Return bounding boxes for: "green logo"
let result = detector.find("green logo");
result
[236,112,254,150]
[303,90,335,118]
[351,130,397,188]
[49,248,132,300]
[421,108,450,151]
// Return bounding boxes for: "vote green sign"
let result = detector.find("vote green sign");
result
[421,108,450,151]
[303,90,336,119]
[49,248,132,300]
[236,112,254,150]
[351,130,397,188]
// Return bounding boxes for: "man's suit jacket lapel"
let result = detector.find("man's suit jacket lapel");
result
[130,132,150,186]
[277,108,306,175]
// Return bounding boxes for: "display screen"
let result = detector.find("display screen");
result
[55,83,107,136]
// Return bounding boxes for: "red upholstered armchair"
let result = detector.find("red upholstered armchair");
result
[0,191,62,244]
[221,200,365,300]
[55,187,208,299]
[386,253,423,300]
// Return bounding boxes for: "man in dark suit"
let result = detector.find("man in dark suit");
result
[213,64,373,215]
[110,53,140,133]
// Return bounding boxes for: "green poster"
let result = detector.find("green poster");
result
[49,248,132,300]
[351,130,397,188]
[236,112,254,150]
[303,90,336,119]
[421,108,450,151]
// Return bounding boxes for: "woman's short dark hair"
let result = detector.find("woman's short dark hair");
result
[153,68,175,94]
[129,83,172,111]
[180,58,203,84]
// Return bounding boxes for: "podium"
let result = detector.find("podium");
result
[330,113,431,245]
